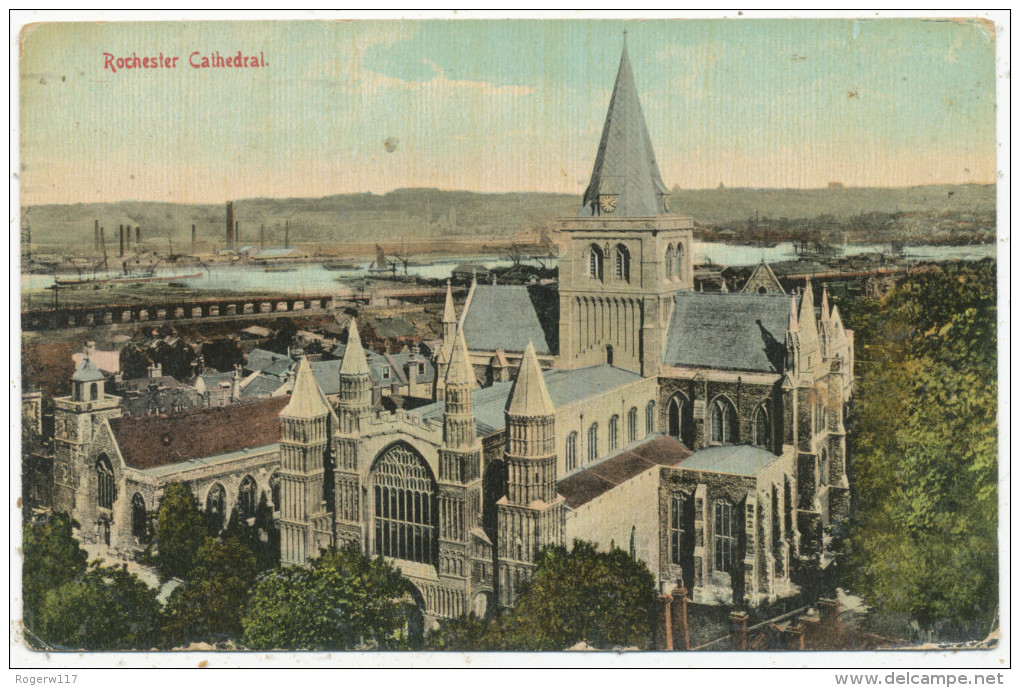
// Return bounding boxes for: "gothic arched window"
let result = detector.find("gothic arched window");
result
[665,244,675,281]
[587,423,599,464]
[615,244,631,282]
[670,493,688,565]
[752,404,770,448]
[646,400,656,436]
[675,243,684,281]
[270,473,281,512]
[608,415,620,452]
[206,483,226,532]
[565,432,578,472]
[96,455,114,510]
[587,244,604,281]
[372,443,437,565]
[714,499,737,572]
[131,493,147,539]
[238,475,257,520]
[710,396,738,444]
[627,407,638,443]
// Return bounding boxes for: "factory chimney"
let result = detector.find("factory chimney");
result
[235,221,240,247]
[125,223,132,251]
[119,225,125,257]
[94,220,100,251]
[226,201,235,249]
[285,219,290,248]
[260,223,265,249]
[191,224,197,253]
[135,226,141,244]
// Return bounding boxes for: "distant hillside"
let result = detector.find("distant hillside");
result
[21,184,995,248]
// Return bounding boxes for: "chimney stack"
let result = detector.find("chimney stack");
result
[226,201,235,249]
[191,224,197,253]
[284,219,290,248]
[119,225,125,257]
[260,223,265,249]
[125,223,132,251]
[235,221,240,247]
[100,226,105,252]
[94,220,100,251]
[135,226,141,244]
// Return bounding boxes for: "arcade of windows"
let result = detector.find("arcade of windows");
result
[664,243,685,282]
[373,443,436,565]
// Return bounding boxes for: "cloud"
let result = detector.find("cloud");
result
[364,58,536,97]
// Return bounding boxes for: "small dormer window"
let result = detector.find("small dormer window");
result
[418,363,425,375]
[381,367,391,380]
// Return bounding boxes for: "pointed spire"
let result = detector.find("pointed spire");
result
[446,329,474,386]
[789,293,799,331]
[442,280,456,324]
[579,38,669,218]
[340,318,370,376]
[820,285,831,323]
[799,279,815,326]
[506,341,555,417]
[282,357,330,418]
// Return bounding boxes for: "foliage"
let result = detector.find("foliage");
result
[500,540,657,651]
[424,613,501,651]
[242,545,416,650]
[263,317,298,355]
[201,337,245,373]
[223,493,280,571]
[22,513,88,631]
[840,261,998,639]
[154,483,209,582]
[119,339,198,380]
[161,536,258,647]
[35,561,162,650]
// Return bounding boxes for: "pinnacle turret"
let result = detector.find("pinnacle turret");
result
[446,329,474,387]
[339,318,370,376]
[506,341,555,418]
[282,357,330,419]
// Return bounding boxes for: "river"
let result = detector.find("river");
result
[21,241,996,295]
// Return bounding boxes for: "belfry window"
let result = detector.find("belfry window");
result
[587,423,599,464]
[587,244,604,281]
[372,443,436,565]
[710,397,738,444]
[565,432,578,472]
[665,244,675,281]
[96,455,114,510]
[714,499,737,572]
[615,245,630,282]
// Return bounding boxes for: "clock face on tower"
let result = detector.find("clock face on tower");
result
[599,195,618,213]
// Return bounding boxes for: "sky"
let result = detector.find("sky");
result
[18,18,998,205]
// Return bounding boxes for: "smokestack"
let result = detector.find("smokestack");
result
[100,226,105,252]
[260,223,265,249]
[285,219,290,248]
[135,226,141,244]
[191,224,197,253]
[125,223,132,251]
[226,201,235,249]
[235,221,240,246]
[94,220,100,251]
[119,225,125,257]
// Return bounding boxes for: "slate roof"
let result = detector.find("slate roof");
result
[460,284,558,355]
[71,357,105,383]
[677,444,779,476]
[114,376,204,417]
[578,44,669,218]
[240,373,287,398]
[558,434,691,509]
[414,364,642,437]
[244,348,295,378]
[662,292,795,373]
[109,396,289,470]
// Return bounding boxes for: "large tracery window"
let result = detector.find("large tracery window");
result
[96,455,114,510]
[373,443,436,565]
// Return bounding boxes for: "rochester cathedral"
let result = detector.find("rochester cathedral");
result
[51,43,853,623]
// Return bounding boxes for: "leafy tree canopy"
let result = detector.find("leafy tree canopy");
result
[155,483,209,582]
[22,513,88,630]
[840,261,998,639]
[242,545,416,650]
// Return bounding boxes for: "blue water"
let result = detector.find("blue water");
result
[22,242,995,294]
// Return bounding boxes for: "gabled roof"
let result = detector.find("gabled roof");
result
[109,396,289,470]
[558,434,691,509]
[662,292,795,374]
[578,43,669,218]
[282,358,330,418]
[244,348,294,378]
[740,261,785,294]
[506,342,555,417]
[460,284,558,355]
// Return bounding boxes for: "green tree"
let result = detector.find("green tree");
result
[224,493,280,571]
[155,483,209,582]
[161,536,258,647]
[424,613,501,651]
[202,337,245,373]
[242,545,416,650]
[841,262,998,640]
[36,562,162,650]
[501,539,657,651]
[22,513,88,631]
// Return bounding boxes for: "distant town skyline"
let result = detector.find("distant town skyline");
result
[19,18,997,205]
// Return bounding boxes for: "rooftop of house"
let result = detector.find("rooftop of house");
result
[676,444,780,477]
[244,348,295,378]
[557,434,692,509]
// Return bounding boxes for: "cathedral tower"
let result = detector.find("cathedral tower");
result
[279,357,334,565]
[52,352,121,514]
[495,341,565,607]
[558,40,694,376]
[433,281,458,401]
[334,318,372,548]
